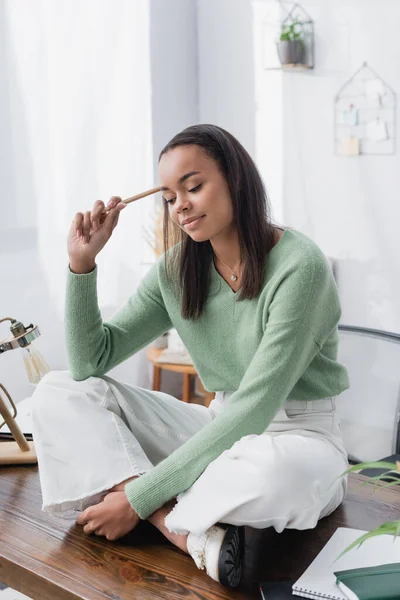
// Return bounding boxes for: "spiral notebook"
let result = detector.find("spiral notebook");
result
[292,527,400,599]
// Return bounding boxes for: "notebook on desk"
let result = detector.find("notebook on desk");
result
[291,527,400,599]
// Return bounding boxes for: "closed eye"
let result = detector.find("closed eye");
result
[162,183,203,205]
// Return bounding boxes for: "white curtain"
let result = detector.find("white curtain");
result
[3,0,153,309]
[2,0,155,389]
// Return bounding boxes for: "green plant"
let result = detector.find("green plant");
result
[335,460,400,559]
[279,17,304,42]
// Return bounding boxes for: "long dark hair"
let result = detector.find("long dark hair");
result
[159,124,276,320]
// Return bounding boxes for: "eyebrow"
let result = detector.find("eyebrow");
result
[160,171,200,192]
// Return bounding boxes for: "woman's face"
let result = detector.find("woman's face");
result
[158,144,235,242]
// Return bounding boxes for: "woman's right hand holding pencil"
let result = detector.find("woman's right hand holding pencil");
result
[67,197,126,274]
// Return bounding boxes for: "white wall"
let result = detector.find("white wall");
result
[150,0,198,176]
[197,0,256,156]
[279,0,400,333]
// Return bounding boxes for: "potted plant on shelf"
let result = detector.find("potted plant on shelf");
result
[276,16,305,66]
[336,459,400,557]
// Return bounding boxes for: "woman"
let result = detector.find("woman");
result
[32,124,350,589]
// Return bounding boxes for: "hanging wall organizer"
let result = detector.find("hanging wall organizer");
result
[262,3,314,71]
[334,62,396,156]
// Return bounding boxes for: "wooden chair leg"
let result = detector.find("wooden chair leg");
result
[152,366,161,391]
[182,373,191,403]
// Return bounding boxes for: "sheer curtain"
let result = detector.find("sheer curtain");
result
[3,0,154,386]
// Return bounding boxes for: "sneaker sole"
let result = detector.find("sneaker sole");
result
[217,525,244,588]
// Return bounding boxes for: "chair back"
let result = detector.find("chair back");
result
[336,325,400,463]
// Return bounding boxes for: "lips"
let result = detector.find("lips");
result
[181,215,205,226]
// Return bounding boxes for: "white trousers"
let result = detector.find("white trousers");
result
[31,371,349,536]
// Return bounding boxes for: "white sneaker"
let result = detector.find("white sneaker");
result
[187,524,244,588]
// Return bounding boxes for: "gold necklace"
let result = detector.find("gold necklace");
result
[213,252,242,282]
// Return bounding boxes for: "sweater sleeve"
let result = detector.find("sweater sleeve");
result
[65,261,172,380]
[125,251,341,519]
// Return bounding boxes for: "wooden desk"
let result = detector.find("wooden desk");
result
[1,467,399,599]
[146,346,215,406]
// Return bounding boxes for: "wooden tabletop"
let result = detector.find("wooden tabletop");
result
[1,466,399,600]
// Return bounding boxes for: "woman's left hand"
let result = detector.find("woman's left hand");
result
[76,491,140,540]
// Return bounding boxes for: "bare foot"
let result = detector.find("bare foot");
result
[147,500,189,554]
[108,480,189,554]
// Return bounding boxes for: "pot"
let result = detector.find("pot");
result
[276,40,304,65]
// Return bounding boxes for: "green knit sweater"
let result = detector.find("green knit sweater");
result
[65,228,350,519]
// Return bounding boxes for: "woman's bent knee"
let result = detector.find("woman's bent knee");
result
[36,369,80,389]
[31,370,109,419]
[32,371,71,413]
[36,370,108,392]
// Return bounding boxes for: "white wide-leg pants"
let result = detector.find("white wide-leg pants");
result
[31,371,349,536]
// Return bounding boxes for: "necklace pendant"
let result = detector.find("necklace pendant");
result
[230,274,238,282]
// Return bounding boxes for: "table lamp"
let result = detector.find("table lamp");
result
[0,316,50,465]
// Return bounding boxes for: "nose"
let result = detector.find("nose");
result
[174,192,191,213]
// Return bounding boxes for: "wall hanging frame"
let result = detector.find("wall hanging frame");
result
[334,62,396,156]
[262,2,314,71]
